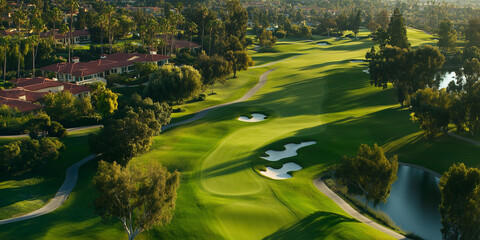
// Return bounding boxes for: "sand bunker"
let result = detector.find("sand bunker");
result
[317,43,329,46]
[261,141,316,161]
[238,113,267,122]
[350,60,365,63]
[363,69,370,74]
[260,162,302,180]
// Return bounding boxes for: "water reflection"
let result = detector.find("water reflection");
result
[357,165,442,240]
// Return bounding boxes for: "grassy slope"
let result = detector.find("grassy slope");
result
[0,128,98,220]
[1,28,479,240]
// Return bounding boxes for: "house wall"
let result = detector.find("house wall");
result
[33,85,64,93]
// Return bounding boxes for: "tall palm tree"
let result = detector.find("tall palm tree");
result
[58,23,69,47]
[159,18,170,55]
[186,22,197,51]
[0,36,9,84]
[104,5,115,54]
[30,16,45,76]
[66,0,78,63]
[95,14,107,54]
[13,9,27,78]
[50,7,63,49]
[168,12,184,56]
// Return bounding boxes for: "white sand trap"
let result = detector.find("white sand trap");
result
[350,60,365,63]
[363,69,370,74]
[238,113,266,122]
[260,162,302,180]
[317,43,329,46]
[261,141,317,161]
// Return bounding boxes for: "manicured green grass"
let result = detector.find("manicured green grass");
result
[0,128,99,220]
[1,28,478,240]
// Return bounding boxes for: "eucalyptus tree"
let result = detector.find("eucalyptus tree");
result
[336,144,398,211]
[93,161,180,240]
[206,19,222,55]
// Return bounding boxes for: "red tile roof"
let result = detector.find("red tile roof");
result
[0,97,43,113]
[41,53,170,77]
[2,77,91,103]
[63,84,91,95]
[40,29,90,39]
[22,81,65,91]
[0,88,47,102]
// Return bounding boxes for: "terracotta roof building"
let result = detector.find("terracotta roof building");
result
[0,77,91,113]
[40,52,170,85]
[41,29,91,45]
[0,97,43,113]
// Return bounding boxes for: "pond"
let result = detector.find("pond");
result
[438,71,465,89]
[357,165,442,240]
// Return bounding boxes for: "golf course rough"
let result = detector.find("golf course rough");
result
[1,28,464,240]
[261,141,317,161]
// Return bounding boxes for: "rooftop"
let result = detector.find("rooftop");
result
[41,53,170,77]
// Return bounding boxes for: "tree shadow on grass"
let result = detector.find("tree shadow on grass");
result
[263,211,359,240]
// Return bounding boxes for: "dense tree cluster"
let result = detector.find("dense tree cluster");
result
[368,45,445,106]
[439,163,480,240]
[409,81,480,138]
[89,94,171,166]
[0,137,64,176]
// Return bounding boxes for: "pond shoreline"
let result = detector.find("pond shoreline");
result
[399,162,442,178]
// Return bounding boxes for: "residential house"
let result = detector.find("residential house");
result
[41,29,91,45]
[0,77,91,113]
[40,52,170,85]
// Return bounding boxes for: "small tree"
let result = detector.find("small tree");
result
[195,54,232,94]
[336,144,398,211]
[93,161,180,240]
[225,50,254,78]
[439,163,480,240]
[258,29,277,49]
[95,88,119,117]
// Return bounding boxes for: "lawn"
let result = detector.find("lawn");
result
[1,28,479,240]
[0,128,99,220]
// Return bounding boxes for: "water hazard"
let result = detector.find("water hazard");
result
[358,165,442,240]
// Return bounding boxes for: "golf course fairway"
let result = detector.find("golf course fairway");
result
[1,28,479,240]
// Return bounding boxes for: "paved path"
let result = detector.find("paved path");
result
[0,125,102,139]
[162,69,276,131]
[447,132,480,147]
[313,178,407,240]
[250,55,300,69]
[0,65,286,224]
[0,154,98,225]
